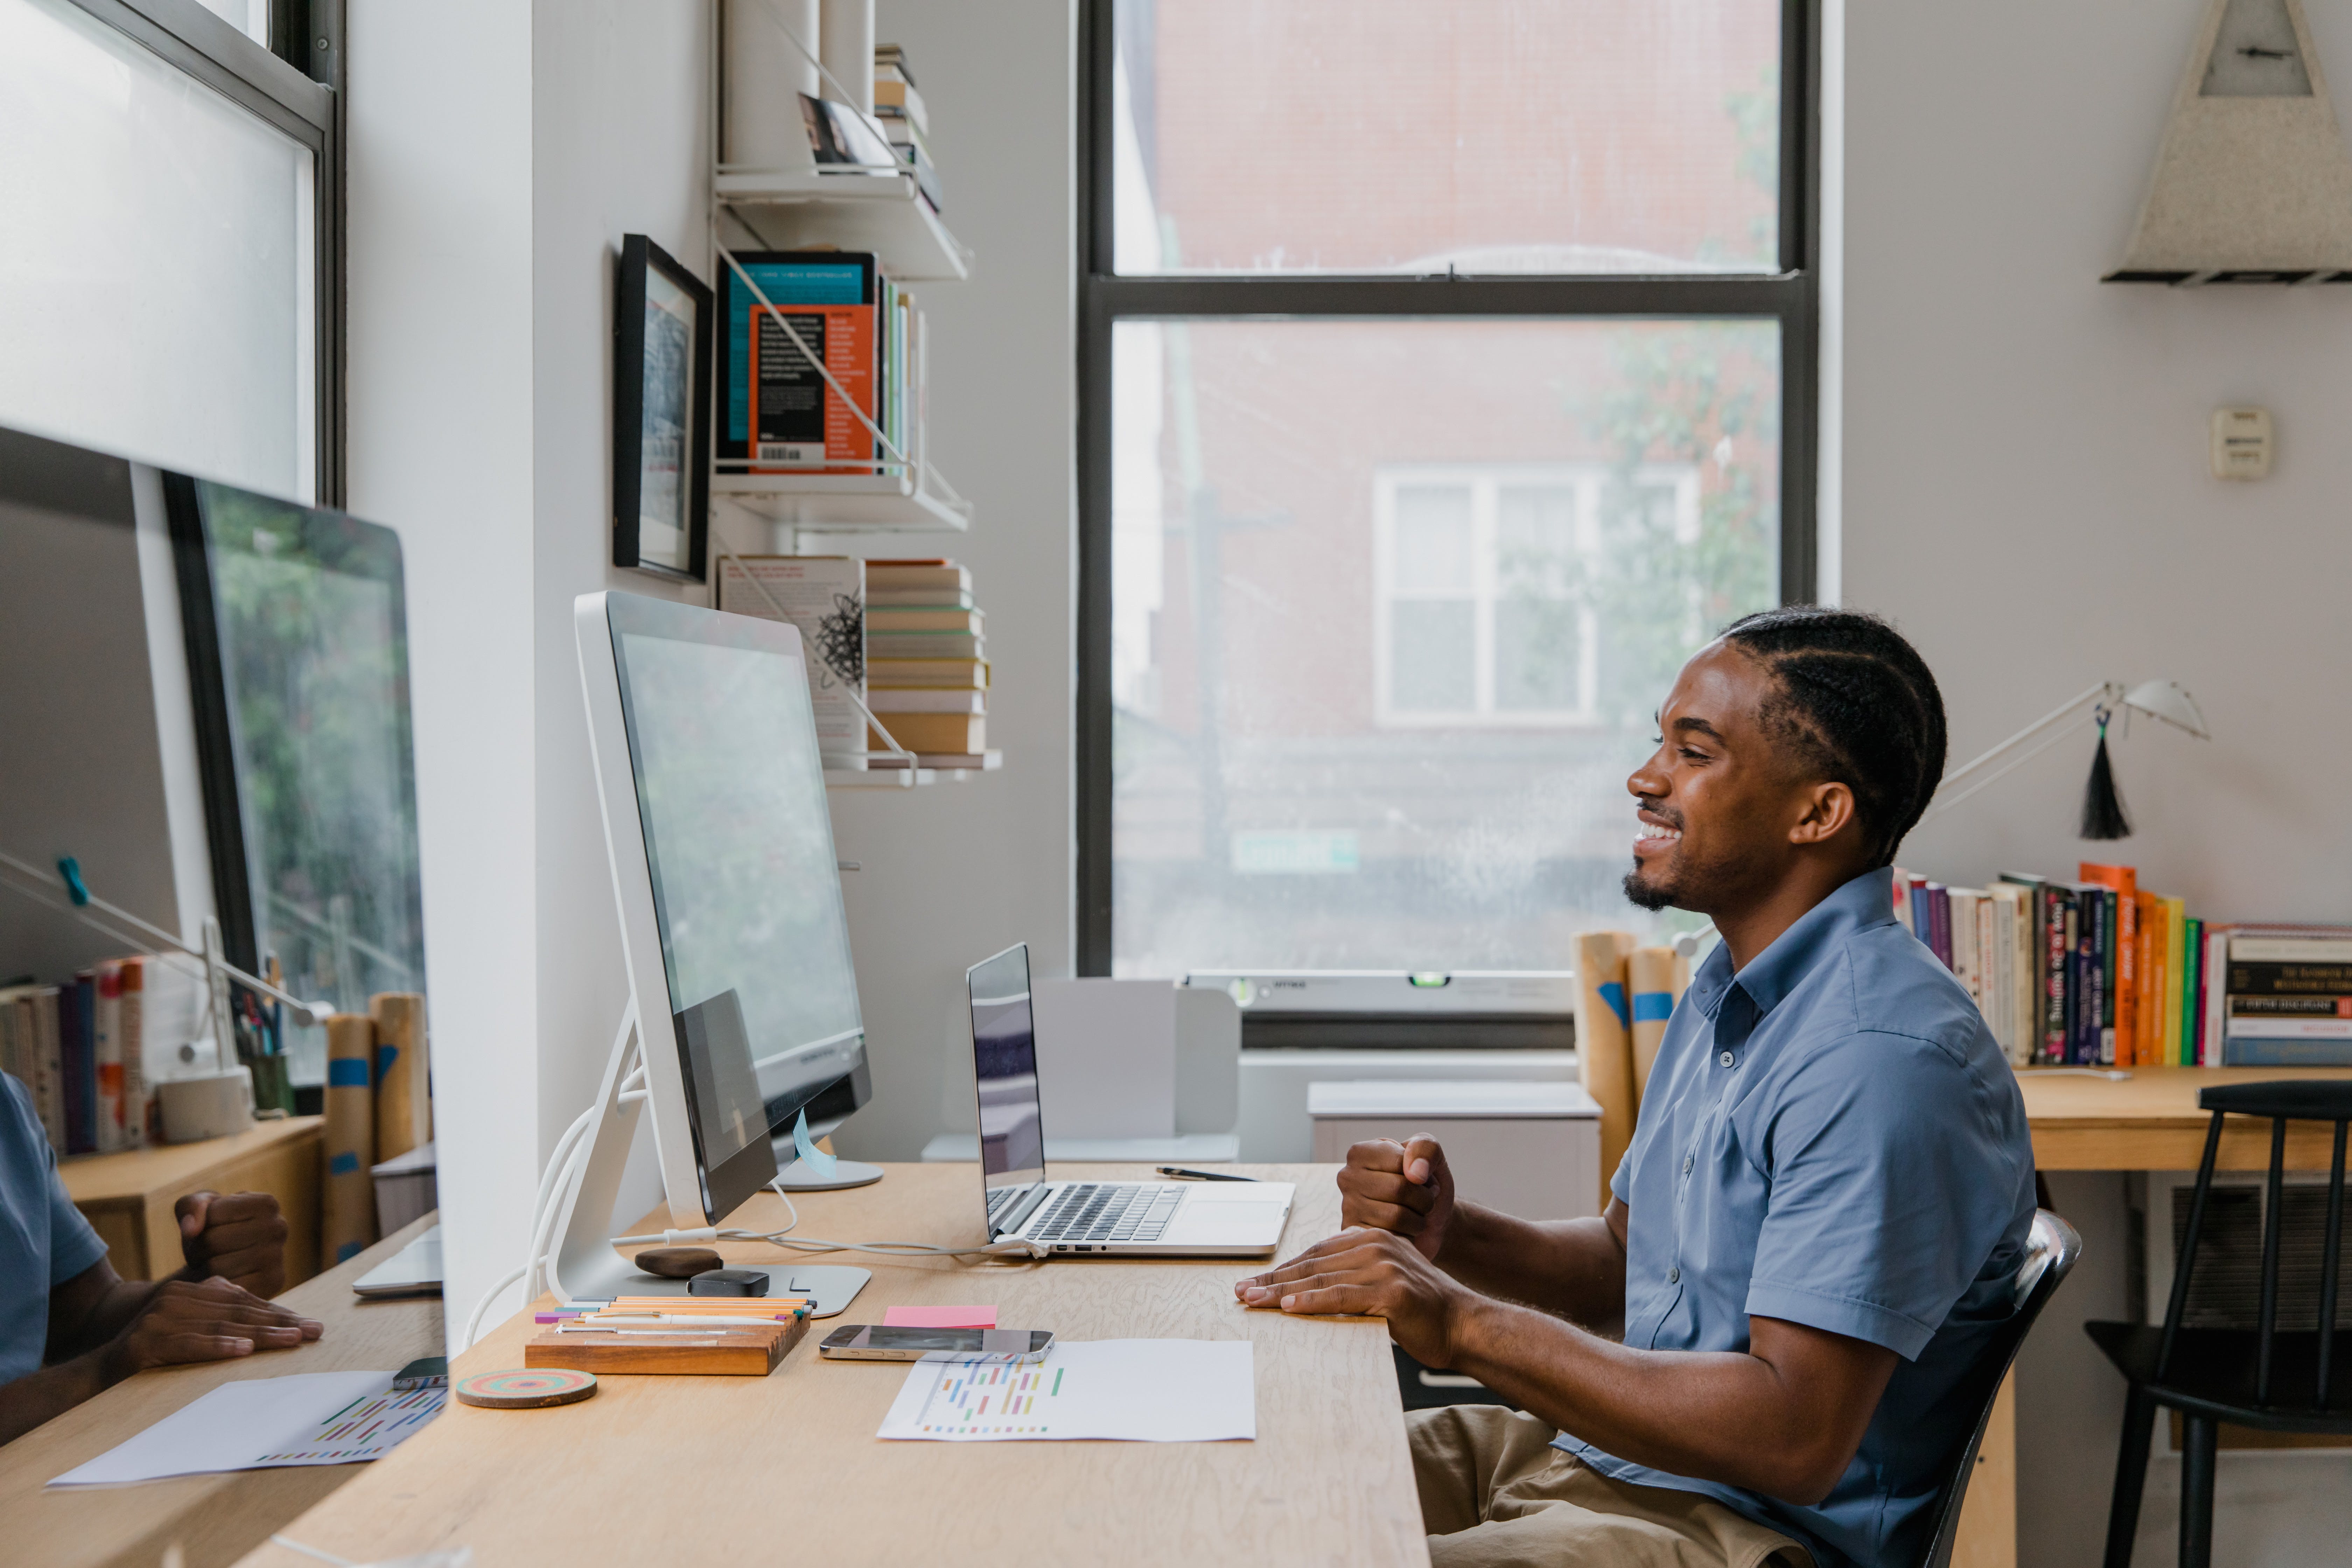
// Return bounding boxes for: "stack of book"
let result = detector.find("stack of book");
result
[0,957,148,1154]
[864,558,992,768]
[1890,862,2205,1068]
[2214,931,2352,1066]
[872,44,942,212]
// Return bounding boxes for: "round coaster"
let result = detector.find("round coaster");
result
[454,1368,598,1409]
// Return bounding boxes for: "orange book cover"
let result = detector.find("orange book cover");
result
[748,304,876,476]
[2136,890,2167,1068]
[2081,864,2137,1065]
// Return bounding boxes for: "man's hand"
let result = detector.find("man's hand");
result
[100,1276,322,1382]
[176,1189,290,1297]
[1337,1135,1455,1261]
[1233,1226,1476,1367]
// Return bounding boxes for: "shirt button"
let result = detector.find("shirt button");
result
[1718,1050,1735,1068]
[1668,1267,1681,1284]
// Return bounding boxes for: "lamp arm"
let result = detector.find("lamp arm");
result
[1916,720,2096,828]
[1936,682,2118,790]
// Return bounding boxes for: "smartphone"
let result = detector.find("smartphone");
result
[818,1325,1055,1363]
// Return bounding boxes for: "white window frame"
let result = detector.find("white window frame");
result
[1372,463,1698,729]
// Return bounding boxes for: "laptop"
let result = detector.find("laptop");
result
[966,944,1294,1256]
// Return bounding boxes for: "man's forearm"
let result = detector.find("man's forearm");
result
[1447,1299,1850,1503]
[0,1350,113,1448]
[1436,1202,1626,1328]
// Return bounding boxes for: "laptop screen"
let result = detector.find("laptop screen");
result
[967,944,1045,1204]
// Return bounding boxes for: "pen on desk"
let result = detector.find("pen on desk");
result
[1157,1167,1258,1182]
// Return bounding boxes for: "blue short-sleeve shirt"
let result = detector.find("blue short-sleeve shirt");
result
[1557,868,2036,1568]
[1,1072,110,1386]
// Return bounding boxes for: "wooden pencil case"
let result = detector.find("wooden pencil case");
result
[523,1317,806,1376]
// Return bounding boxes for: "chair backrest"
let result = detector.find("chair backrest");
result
[1916,1208,2084,1568]
[2158,1081,2352,1412]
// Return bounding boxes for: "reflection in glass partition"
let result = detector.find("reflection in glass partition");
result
[200,480,424,1086]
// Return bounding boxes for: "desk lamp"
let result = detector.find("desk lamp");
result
[1671,679,2211,958]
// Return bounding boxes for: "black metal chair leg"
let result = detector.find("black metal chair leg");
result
[2102,1385,2158,1568]
[2179,1414,2218,1568]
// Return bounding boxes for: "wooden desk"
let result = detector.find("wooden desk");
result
[0,1210,443,1568]
[234,1164,1424,1568]
[2021,1065,2352,1171]
[59,1116,325,1287]
[1950,1066,2352,1568]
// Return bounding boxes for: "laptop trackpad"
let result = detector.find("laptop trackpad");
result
[1165,1202,1288,1246]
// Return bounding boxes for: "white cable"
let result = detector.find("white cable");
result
[459,1266,526,1355]
[267,1538,355,1567]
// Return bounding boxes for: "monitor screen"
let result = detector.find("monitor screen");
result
[967,943,1044,1195]
[608,607,867,1178]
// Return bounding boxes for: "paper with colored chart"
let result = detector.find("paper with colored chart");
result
[50,1370,444,1486]
[877,1339,1253,1443]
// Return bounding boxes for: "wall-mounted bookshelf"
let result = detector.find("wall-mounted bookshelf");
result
[714,166,971,282]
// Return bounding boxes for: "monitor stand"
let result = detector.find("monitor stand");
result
[546,1006,871,1318]
[773,1153,887,1192]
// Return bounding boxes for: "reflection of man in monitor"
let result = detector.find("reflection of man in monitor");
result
[967,945,1043,1189]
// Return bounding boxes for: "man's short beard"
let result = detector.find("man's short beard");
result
[1622,867,1680,912]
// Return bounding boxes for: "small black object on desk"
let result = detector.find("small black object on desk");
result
[689,1268,770,1297]
[1156,1167,1258,1183]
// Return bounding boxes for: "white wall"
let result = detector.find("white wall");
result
[823,0,1077,1163]
[349,0,712,1341]
[1840,2,2352,1561]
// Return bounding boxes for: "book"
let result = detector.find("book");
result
[2081,865,2138,1067]
[864,588,974,610]
[2163,898,2188,1065]
[93,960,125,1153]
[2226,960,2352,994]
[863,560,970,593]
[2225,1015,2352,1039]
[61,972,94,1154]
[717,556,869,761]
[2221,1037,2352,1066]
[117,957,146,1149]
[1986,883,2033,1066]
[1947,888,1981,1011]
[868,713,985,754]
[2231,995,2352,1015]
[714,250,879,476]
[870,76,928,135]
[873,42,918,89]
[864,607,982,634]
[867,631,982,659]
[867,657,989,690]
[866,688,985,714]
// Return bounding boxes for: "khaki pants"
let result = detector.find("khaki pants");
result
[1409,1405,1814,1568]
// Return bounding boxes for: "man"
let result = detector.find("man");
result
[0,1069,321,1448]
[1237,608,2036,1568]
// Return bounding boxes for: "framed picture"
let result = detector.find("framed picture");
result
[614,234,712,582]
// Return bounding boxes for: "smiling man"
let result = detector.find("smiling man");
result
[1237,607,2036,1568]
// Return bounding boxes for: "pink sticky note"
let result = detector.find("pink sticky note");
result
[883,1305,998,1329]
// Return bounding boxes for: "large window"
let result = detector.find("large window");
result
[0,0,342,503]
[1080,0,1815,976]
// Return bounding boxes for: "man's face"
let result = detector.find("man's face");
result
[1622,642,1816,915]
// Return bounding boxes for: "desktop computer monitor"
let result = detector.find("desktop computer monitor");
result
[572,589,869,1236]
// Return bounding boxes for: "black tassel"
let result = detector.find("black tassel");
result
[2079,711,2132,840]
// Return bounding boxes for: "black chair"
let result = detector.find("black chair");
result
[2087,1080,2352,1568]
[1916,1208,2084,1568]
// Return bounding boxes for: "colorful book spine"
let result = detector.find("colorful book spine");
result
[92,960,124,1153]
[119,957,146,1147]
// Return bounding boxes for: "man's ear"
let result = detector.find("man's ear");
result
[1786,780,1858,848]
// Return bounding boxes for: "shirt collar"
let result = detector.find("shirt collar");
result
[1685,865,1898,1021]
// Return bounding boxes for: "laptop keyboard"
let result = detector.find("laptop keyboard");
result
[1029,1183,1182,1245]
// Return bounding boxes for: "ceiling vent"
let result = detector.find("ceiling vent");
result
[2107,0,2352,284]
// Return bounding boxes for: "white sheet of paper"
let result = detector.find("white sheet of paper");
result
[877,1338,1253,1442]
[49,1370,444,1486]
[1031,979,1177,1139]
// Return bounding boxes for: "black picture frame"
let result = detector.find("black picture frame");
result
[614,233,713,582]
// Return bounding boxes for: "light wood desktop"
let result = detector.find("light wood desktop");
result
[59,1115,325,1288]
[233,1163,1425,1568]
[0,1209,443,1568]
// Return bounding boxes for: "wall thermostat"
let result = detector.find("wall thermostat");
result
[2210,407,2273,479]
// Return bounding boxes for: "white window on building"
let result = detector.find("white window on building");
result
[1375,466,1698,728]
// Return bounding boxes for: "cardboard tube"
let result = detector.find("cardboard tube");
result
[1627,947,1684,1109]
[323,1013,378,1265]
[1575,932,1638,1189]
[370,992,430,1162]
[819,0,873,114]
[724,0,820,167]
